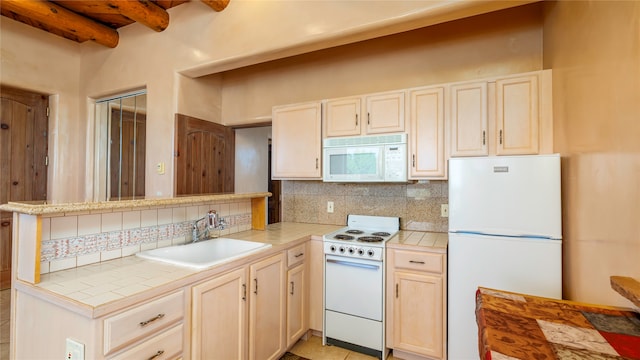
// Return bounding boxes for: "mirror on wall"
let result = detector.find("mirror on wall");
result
[94,91,147,201]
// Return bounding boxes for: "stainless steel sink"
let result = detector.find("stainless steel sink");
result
[135,237,272,269]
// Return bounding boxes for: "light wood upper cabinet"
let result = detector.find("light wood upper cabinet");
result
[408,86,447,179]
[450,81,489,157]
[325,91,405,137]
[450,70,552,157]
[325,97,361,137]
[495,74,540,155]
[191,268,247,360]
[249,253,286,360]
[366,91,405,134]
[272,102,322,179]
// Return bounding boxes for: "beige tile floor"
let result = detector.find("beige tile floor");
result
[1,289,9,360]
[289,335,399,360]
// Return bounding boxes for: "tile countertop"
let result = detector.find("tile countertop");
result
[387,230,448,253]
[14,222,447,318]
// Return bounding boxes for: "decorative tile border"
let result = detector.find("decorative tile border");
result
[40,202,253,274]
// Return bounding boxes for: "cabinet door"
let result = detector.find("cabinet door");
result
[249,253,286,360]
[408,86,446,179]
[450,82,488,157]
[272,102,322,179]
[365,91,405,134]
[308,239,324,332]
[325,97,361,137]
[286,263,307,347]
[393,271,443,359]
[192,268,247,360]
[496,74,539,155]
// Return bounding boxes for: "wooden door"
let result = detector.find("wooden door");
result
[192,267,248,360]
[0,86,48,289]
[249,253,286,360]
[175,114,235,195]
[109,108,146,200]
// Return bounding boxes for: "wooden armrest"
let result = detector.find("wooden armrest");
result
[610,276,640,308]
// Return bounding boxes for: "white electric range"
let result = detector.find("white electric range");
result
[322,214,400,359]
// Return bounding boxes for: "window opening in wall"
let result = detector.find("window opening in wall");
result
[95,90,146,201]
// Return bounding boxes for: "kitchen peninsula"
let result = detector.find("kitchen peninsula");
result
[2,193,448,360]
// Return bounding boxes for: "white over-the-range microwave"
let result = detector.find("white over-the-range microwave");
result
[322,133,407,183]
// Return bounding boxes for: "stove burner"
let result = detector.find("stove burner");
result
[357,236,384,243]
[333,234,354,240]
[345,229,364,235]
[371,232,391,237]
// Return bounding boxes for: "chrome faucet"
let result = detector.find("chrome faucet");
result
[191,210,226,243]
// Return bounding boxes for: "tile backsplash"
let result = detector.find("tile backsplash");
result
[281,180,448,232]
[40,199,252,274]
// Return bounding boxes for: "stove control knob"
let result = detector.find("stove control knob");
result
[357,248,365,256]
[329,245,336,252]
[339,246,345,253]
[367,249,375,257]
[348,247,355,254]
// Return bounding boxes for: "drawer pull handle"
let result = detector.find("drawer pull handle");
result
[139,313,165,327]
[294,252,304,258]
[242,284,247,301]
[147,350,164,360]
[290,281,295,295]
[409,260,425,264]
[254,278,258,295]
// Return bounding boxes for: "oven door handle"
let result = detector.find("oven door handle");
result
[326,258,380,270]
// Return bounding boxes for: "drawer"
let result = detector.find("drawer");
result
[287,243,306,267]
[393,250,443,274]
[108,323,183,360]
[104,290,184,355]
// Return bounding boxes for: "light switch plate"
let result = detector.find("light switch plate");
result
[327,201,334,213]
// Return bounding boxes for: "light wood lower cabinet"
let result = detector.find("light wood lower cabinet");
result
[191,268,247,359]
[286,242,309,347]
[286,264,307,347]
[386,248,447,360]
[249,253,287,360]
[191,253,286,360]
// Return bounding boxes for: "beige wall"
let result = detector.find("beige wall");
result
[2,1,528,202]
[543,0,640,306]
[220,4,544,123]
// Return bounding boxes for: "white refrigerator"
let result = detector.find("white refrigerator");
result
[447,154,562,360]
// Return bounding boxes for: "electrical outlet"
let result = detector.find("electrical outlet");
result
[327,201,334,213]
[66,338,84,360]
[441,204,449,218]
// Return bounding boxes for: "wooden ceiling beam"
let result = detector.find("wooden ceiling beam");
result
[2,0,119,48]
[201,0,230,12]
[96,1,170,32]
